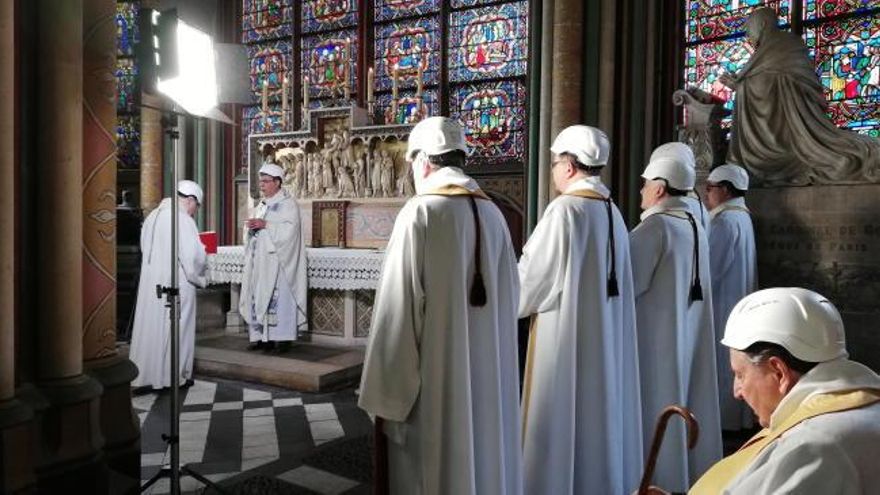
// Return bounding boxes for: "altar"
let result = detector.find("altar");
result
[208,245,385,346]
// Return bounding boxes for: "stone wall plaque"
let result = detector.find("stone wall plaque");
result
[749,184,880,370]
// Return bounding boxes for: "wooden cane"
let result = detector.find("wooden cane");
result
[373,417,389,495]
[637,405,700,495]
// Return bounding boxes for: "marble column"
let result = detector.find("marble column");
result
[31,1,105,491]
[536,0,554,218]
[81,0,139,484]
[0,1,36,492]
[141,92,164,213]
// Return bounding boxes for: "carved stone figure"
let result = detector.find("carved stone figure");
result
[372,150,385,198]
[352,155,365,197]
[397,166,415,197]
[380,152,395,198]
[337,162,356,198]
[720,7,880,185]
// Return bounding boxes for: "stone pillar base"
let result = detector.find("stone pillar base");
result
[18,375,107,493]
[0,399,35,493]
[85,355,140,482]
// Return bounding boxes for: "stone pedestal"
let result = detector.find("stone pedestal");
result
[749,184,880,371]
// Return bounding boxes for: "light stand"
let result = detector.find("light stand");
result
[135,9,249,493]
[139,114,228,495]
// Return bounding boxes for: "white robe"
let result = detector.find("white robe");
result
[358,167,523,495]
[518,177,643,495]
[723,359,880,494]
[709,198,758,430]
[130,198,207,389]
[684,193,711,239]
[630,196,722,492]
[240,189,308,342]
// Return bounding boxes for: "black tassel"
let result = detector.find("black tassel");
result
[690,279,703,302]
[607,274,619,297]
[470,272,487,307]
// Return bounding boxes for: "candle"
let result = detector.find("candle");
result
[392,64,399,100]
[303,74,310,110]
[367,67,374,103]
[281,75,288,126]
[261,79,268,116]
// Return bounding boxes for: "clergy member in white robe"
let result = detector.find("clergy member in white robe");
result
[130,180,207,390]
[359,117,522,495]
[631,151,722,492]
[240,163,308,353]
[650,143,711,236]
[705,164,758,431]
[518,125,642,495]
[691,288,880,494]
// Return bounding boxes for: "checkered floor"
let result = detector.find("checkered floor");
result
[133,377,372,494]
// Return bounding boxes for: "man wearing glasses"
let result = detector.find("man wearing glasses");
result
[705,164,758,432]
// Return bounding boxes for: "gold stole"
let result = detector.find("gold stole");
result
[690,389,880,494]
[422,184,490,200]
[562,189,607,201]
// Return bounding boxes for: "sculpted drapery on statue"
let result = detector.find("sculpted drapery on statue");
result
[720,7,880,186]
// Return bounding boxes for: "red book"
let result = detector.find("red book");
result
[199,231,218,254]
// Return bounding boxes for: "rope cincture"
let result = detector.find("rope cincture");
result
[685,212,704,304]
[467,195,487,307]
[603,198,620,298]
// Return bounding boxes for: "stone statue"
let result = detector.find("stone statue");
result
[673,88,729,175]
[381,152,395,198]
[372,150,385,198]
[337,161,356,197]
[720,7,880,185]
[352,154,365,197]
[397,166,415,197]
[322,152,336,194]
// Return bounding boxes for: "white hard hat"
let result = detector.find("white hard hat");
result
[177,180,203,205]
[259,163,284,179]
[649,142,696,170]
[708,164,749,191]
[722,287,848,363]
[641,144,696,191]
[550,125,609,167]
[406,116,469,161]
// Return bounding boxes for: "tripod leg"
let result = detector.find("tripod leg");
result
[181,465,231,495]
[140,465,171,492]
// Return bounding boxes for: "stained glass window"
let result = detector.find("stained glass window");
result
[686,1,791,43]
[242,0,293,43]
[117,115,141,169]
[805,0,878,20]
[805,14,880,136]
[302,30,359,101]
[116,58,140,114]
[302,0,358,33]
[449,80,527,163]
[374,0,440,22]
[447,1,529,82]
[374,18,441,92]
[248,40,292,101]
[240,0,531,168]
[684,38,754,120]
[116,1,139,57]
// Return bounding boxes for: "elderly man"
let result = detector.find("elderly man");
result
[358,117,522,495]
[240,163,308,353]
[705,164,758,431]
[650,142,711,236]
[691,288,880,494]
[130,180,207,390]
[519,125,642,495]
[630,150,722,492]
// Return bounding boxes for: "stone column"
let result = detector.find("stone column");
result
[536,0,554,217]
[0,1,36,492]
[81,0,139,484]
[548,0,583,202]
[141,92,164,213]
[32,1,105,490]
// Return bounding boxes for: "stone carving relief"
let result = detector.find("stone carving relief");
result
[673,87,729,181]
[269,127,410,200]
